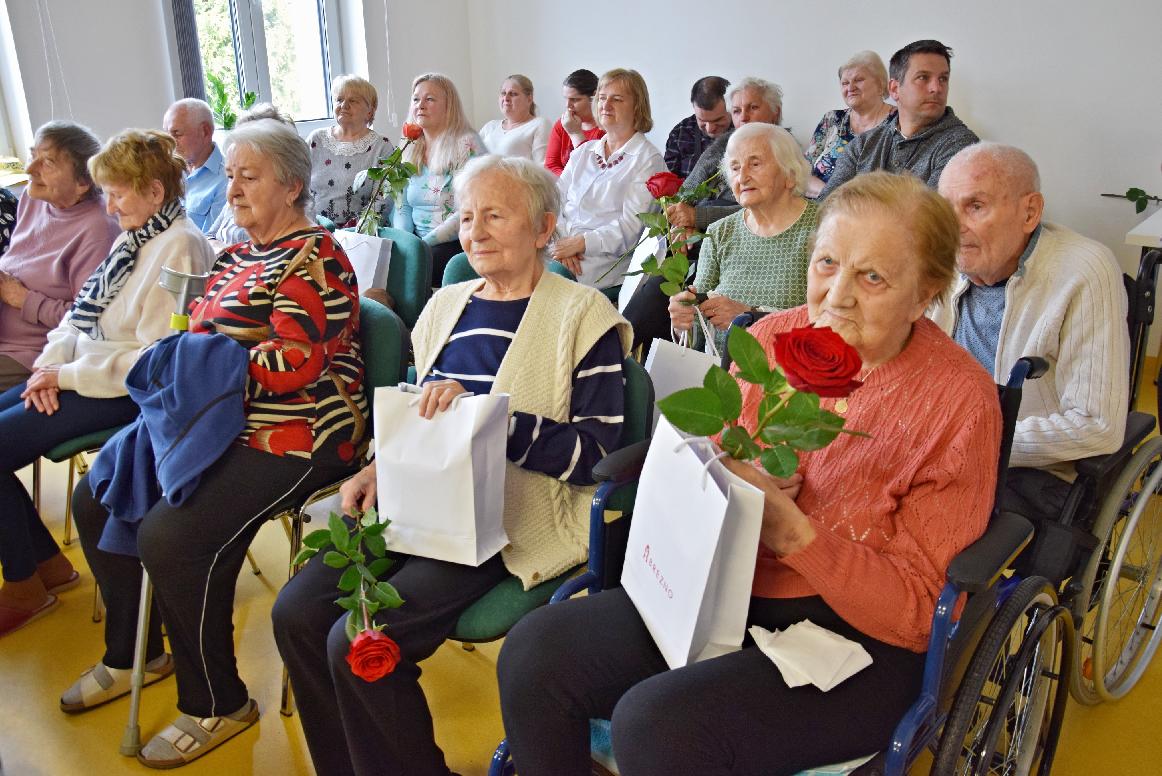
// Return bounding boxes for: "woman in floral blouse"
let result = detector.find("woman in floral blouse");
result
[392,72,484,280]
[804,51,895,198]
[306,74,394,227]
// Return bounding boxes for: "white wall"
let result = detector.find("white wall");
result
[464,0,1162,282]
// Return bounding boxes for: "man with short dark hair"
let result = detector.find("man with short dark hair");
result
[663,76,731,177]
[820,39,978,198]
[163,98,226,233]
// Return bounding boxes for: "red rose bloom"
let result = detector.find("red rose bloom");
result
[646,171,684,199]
[402,123,424,142]
[774,326,863,398]
[346,629,401,682]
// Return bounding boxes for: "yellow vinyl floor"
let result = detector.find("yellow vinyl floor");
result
[2,376,1161,775]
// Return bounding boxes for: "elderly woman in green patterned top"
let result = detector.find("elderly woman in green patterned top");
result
[669,123,818,352]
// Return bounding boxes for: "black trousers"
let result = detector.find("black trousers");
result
[273,543,510,776]
[429,240,463,287]
[622,245,701,352]
[498,588,926,776]
[72,444,349,718]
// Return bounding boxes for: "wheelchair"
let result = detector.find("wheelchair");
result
[486,335,1075,776]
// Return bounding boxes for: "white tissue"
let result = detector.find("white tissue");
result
[749,620,873,691]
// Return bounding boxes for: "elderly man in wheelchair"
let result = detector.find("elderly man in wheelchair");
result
[497,172,1007,776]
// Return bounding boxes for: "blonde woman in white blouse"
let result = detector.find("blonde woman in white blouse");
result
[553,68,666,291]
[479,75,552,165]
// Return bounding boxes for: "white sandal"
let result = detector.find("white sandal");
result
[59,653,174,713]
[137,699,260,769]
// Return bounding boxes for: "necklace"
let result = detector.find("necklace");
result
[834,363,880,415]
[594,149,625,170]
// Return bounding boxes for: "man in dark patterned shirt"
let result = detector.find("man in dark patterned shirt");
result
[663,76,731,177]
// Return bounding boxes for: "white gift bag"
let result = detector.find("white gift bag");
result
[617,234,666,312]
[622,417,763,669]
[643,310,720,430]
[333,229,393,293]
[372,385,510,566]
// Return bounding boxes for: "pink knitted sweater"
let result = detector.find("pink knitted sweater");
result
[743,307,1001,652]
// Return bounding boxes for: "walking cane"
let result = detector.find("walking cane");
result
[120,267,210,756]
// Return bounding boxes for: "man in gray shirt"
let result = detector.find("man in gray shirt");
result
[819,39,978,199]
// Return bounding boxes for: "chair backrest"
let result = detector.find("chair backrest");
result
[620,357,654,448]
[377,226,433,330]
[1126,248,1161,409]
[359,296,409,391]
[441,251,577,287]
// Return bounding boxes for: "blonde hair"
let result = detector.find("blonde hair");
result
[332,74,379,123]
[504,74,537,117]
[89,129,186,202]
[721,123,811,198]
[837,51,890,99]
[597,68,653,133]
[818,171,960,304]
[403,73,476,175]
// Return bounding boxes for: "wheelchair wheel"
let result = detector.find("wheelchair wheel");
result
[1069,435,1162,705]
[933,576,1073,776]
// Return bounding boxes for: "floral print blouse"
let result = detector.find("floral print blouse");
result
[391,132,484,245]
[805,107,896,183]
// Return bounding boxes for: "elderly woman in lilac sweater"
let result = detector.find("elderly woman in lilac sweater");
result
[0,122,119,391]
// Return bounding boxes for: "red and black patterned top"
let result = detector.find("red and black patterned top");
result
[189,227,367,468]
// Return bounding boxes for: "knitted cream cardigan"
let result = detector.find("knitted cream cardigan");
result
[412,270,631,589]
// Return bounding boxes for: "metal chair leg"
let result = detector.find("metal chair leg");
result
[246,550,261,576]
[32,459,42,512]
[62,453,88,546]
[461,642,476,652]
[120,572,153,757]
[279,506,309,717]
[92,584,104,623]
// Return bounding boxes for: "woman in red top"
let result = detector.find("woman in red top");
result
[498,172,1002,775]
[543,69,605,176]
[65,119,367,769]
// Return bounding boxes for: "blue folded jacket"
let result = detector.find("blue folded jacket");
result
[91,332,248,556]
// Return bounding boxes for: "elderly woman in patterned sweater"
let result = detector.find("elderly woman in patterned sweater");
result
[64,119,367,769]
[669,123,818,353]
[274,154,631,776]
[0,129,214,640]
[499,172,1002,775]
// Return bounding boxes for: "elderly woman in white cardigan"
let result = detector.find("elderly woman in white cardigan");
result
[0,129,214,638]
[273,154,631,776]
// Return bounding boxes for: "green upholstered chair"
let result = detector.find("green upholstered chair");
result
[440,251,577,287]
[375,226,433,330]
[450,356,653,648]
[32,426,124,549]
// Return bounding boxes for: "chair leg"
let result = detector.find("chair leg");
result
[279,511,293,541]
[92,584,104,623]
[461,642,476,652]
[246,550,262,576]
[32,459,42,512]
[280,666,295,717]
[62,453,88,546]
[279,505,311,718]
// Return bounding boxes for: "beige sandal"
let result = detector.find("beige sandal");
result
[59,653,175,713]
[137,699,260,769]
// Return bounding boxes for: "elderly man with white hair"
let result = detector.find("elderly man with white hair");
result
[162,97,226,232]
[931,141,1129,530]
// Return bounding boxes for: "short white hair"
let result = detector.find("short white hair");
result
[947,141,1041,194]
[727,77,783,120]
[720,123,811,198]
[225,119,313,212]
[453,154,560,248]
[837,51,890,99]
[167,98,213,128]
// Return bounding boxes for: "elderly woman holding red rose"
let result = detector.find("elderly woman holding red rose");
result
[668,123,818,353]
[498,172,1002,775]
[552,68,666,291]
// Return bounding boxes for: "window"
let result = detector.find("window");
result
[192,0,345,124]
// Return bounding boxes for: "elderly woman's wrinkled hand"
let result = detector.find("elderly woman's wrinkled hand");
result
[665,202,696,230]
[21,366,61,415]
[668,286,698,332]
[721,456,815,556]
[340,462,378,516]
[0,270,28,310]
[550,236,586,276]
[418,379,469,419]
[700,294,751,330]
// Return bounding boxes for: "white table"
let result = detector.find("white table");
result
[1126,207,1162,249]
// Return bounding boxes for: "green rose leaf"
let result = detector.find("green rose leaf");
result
[657,386,726,436]
[365,167,386,180]
[367,558,395,577]
[344,610,360,638]
[302,529,333,550]
[364,531,388,558]
[641,256,660,275]
[720,425,760,460]
[639,212,669,233]
[323,551,349,569]
[374,581,405,608]
[1127,187,1146,199]
[703,365,742,422]
[760,445,799,478]
[336,593,360,613]
[291,548,317,566]
[773,391,820,425]
[337,565,361,592]
[1136,198,1149,214]
[728,326,772,384]
[764,367,788,394]
[659,280,683,296]
[328,513,350,555]
[360,509,379,527]
[792,412,847,451]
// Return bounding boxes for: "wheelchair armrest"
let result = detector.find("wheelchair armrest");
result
[946,511,1034,593]
[1074,411,1156,480]
[592,439,651,483]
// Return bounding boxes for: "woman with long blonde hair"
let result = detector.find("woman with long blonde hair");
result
[393,73,484,278]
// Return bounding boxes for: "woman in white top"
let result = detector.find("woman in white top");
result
[554,68,666,291]
[0,129,214,638]
[306,75,394,227]
[479,75,552,165]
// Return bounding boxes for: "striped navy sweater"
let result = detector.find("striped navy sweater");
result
[423,295,624,485]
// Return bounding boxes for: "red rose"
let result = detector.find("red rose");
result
[346,629,401,682]
[646,171,684,199]
[401,123,424,142]
[774,326,863,398]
